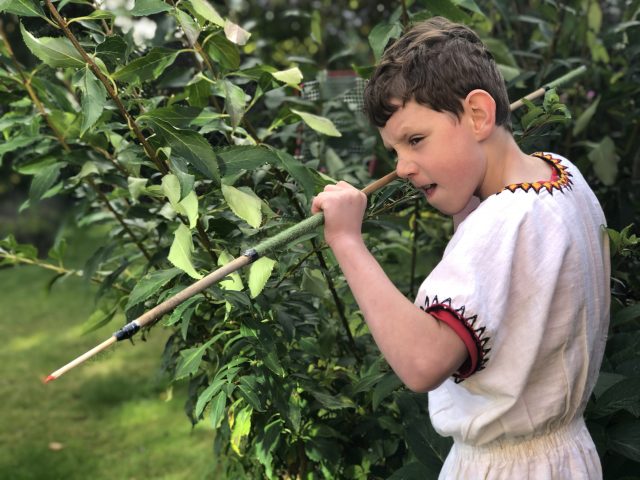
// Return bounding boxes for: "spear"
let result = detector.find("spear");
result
[44,66,586,383]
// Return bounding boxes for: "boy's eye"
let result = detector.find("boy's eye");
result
[409,137,423,146]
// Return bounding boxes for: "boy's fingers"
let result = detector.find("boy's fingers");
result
[311,194,323,214]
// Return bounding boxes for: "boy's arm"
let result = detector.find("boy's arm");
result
[312,182,468,392]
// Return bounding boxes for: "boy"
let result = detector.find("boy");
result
[311,17,609,479]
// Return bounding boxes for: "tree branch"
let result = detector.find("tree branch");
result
[43,0,168,174]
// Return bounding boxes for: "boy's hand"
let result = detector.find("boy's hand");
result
[311,181,367,248]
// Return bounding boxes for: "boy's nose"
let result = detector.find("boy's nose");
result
[395,154,418,179]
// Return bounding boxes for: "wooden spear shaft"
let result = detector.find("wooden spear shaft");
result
[45,171,398,382]
[45,66,586,383]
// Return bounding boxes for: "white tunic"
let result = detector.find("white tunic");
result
[415,153,610,479]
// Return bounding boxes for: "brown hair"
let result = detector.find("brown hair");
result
[363,17,510,128]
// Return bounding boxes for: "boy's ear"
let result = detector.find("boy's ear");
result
[464,90,496,141]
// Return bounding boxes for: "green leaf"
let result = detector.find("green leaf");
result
[0,0,46,18]
[573,97,601,136]
[186,77,210,108]
[224,20,251,46]
[113,48,181,84]
[174,8,201,45]
[195,376,226,418]
[260,347,285,377]
[189,0,224,26]
[591,371,626,399]
[174,337,215,380]
[30,163,62,203]
[175,190,199,228]
[95,36,129,68]
[272,67,303,88]
[483,38,518,68]
[254,419,282,476]
[125,268,181,311]
[47,238,67,265]
[521,104,544,131]
[20,23,85,68]
[309,390,355,410]
[164,294,203,327]
[387,461,435,480]
[168,223,203,279]
[587,1,603,33]
[142,105,202,129]
[205,34,240,70]
[78,68,108,135]
[310,10,322,45]
[209,391,227,429]
[238,376,265,411]
[218,251,243,291]
[82,10,115,21]
[127,176,148,202]
[588,136,618,186]
[162,173,181,206]
[418,0,470,22]
[169,158,195,201]
[141,116,220,181]
[0,135,38,163]
[49,109,80,141]
[223,79,246,127]
[216,146,279,177]
[291,109,341,137]
[274,149,316,200]
[130,0,172,16]
[230,405,252,455]
[247,256,276,298]
[81,307,117,334]
[613,303,640,328]
[0,235,38,265]
[221,184,262,228]
[372,372,403,409]
[368,22,402,61]
[353,371,387,396]
[608,420,640,462]
[404,419,449,470]
[0,112,36,131]
[452,0,484,15]
[592,377,640,418]
[301,268,327,299]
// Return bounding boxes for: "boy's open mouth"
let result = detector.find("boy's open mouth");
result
[421,183,437,197]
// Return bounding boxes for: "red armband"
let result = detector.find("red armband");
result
[424,298,490,381]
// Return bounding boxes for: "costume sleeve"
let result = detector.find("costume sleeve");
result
[415,195,571,383]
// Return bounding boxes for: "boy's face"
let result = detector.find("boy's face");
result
[379,99,487,216]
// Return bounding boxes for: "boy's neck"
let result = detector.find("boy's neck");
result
[477,127,552,199]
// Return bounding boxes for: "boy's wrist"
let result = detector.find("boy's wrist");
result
[327,233,366,253]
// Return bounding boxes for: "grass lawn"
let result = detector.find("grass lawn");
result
[0,252,221,478]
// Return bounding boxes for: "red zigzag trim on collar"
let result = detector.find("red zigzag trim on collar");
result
[500,152,573,195]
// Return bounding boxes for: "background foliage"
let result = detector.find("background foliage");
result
[0,0,638,478]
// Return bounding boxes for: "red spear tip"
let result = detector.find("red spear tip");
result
[44,375,57,384]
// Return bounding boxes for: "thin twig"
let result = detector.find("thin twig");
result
[0,251,129,293]
[86,177,153,262]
